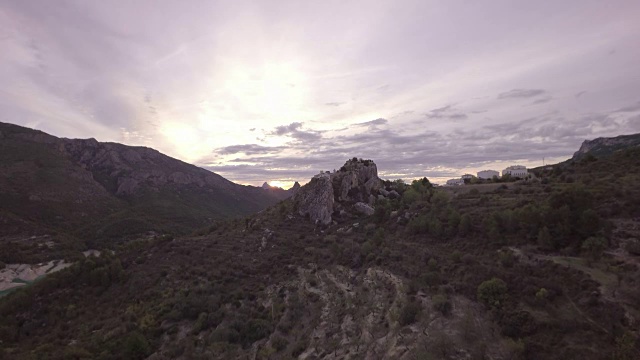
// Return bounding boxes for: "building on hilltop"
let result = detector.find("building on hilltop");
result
[461,174,475,180]
[502,165,528,178]
[477,170,499,179]
[446,178,465,186]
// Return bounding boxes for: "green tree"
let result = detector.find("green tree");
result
[477,278,508,308]
[124,331,151,359]
[447,210,461,237]
[582,236,607,261]
[402,188,420,204]
[399,301,421,326]
[537,226,553,250]
[458,214,471,237]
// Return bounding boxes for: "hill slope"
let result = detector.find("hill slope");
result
[1,155,639,359]
[572,133,640,160]
[0,122,284,252]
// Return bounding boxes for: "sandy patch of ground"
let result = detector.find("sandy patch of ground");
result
[0,260,72,292]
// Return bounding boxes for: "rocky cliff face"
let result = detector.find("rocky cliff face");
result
[293,158,384,224]
[572,133,640,160]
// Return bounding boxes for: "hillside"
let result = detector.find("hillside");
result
[1,153,639,359]
[571,133,640,160]
[0,122,285,261]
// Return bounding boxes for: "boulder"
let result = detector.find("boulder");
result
[293,173,334,225]
[354,202,375,216]
[388,190,400,199]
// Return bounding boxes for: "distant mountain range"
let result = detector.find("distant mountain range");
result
[0,122,288,246]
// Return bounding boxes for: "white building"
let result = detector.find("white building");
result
[446,178,465,186]
[477,170,499,179]
[502,165,528,178]
[461,174,475,180]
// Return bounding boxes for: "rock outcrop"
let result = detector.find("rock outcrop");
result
[354,202,375,216]
[294,173,334,225]
[572,133,640,160]
[293,158,385,224]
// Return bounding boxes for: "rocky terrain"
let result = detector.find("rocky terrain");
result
[1,137,640,359]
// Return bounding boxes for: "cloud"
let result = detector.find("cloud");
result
[268,122,322,142]
[575,91,587,98]
[531,96,553,105]
[498,89,546,99]
[216,144,285,155]
[325,102,345,107]
[355,118,388,127]
[426,105,467,120]
[613,101,640,113]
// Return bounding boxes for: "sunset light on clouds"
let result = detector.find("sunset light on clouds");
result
[1,0,640,186]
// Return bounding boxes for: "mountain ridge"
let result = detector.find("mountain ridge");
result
[0,121,286,251]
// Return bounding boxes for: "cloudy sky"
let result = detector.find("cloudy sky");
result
[1,0,640,187]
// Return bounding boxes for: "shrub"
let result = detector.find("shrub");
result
[582,236,607,261]
[124,331,151,360]
[625,239,640,256]
[458,214,472,237]
[450,250,462,263]
[427,258,438,271]
[432,294,452,316]
[399,301,421,326]
[477,278,508,308]
[271,335,289,352]
[535,288,549,305]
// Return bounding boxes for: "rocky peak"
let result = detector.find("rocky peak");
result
[293,158,384,225]
[262,182,271,190]
[290,181,301,194]
[572,133,640,160]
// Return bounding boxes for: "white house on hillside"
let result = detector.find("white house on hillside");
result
[502,165,528,178]
[477,170,499,179]
[446,178,465,186]
[461,174,475,180]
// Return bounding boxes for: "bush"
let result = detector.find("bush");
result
[477,278,508,308]
[432,294,452,316]
[625,239,640,256]
[458,214,471,237]
[399,301,421,326]
[271,335,289,352]
[450,250,462,263]
[581,236,607,261]
[124,331,151,360]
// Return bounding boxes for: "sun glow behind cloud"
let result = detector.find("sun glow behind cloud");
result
[2,0,640,186]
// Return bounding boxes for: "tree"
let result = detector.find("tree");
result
[458,214,471,237]
[477,278,508,308]
[432,294,452,316]
[582,236,607,261]
[399,301,421,326]
[537,226,553,250]
[124,331,151,359]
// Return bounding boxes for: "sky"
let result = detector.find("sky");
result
[1,0,640,188]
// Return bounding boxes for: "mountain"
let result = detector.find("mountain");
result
[572,133,640,160]
[260,181,299,200]
[0,121,285,251]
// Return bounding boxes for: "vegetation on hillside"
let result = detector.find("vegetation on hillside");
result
[1,147,640,359]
